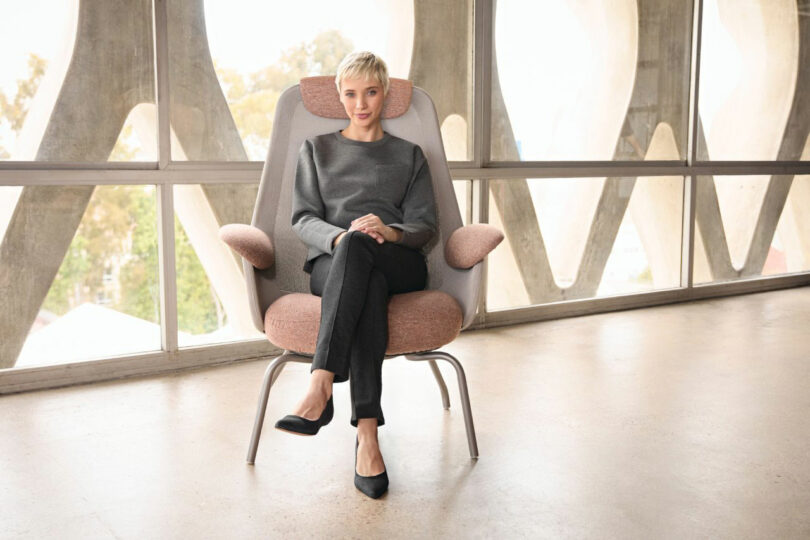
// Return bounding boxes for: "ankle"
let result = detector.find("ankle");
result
[307,387,330,402]
[310,370,334,399]
[356,425,378,444]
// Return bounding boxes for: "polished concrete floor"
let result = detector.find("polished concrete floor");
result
[2,286,810,539]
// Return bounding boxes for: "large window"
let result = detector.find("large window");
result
[1,1,808,384]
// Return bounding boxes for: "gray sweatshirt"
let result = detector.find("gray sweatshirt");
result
[291,129,438,273]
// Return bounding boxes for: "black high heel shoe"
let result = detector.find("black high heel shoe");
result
[274,395,333,436]
[354,435,389,499]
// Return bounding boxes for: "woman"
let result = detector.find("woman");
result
[275,51,437,499]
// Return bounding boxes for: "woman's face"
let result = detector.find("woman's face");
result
[338,76,385,129]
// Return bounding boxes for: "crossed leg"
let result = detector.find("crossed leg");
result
[289,231,427,475]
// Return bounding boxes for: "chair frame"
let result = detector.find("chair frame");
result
[246,350,478,464]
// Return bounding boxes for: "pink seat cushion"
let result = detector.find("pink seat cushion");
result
[264,290,463,356]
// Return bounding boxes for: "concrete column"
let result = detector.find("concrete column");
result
[565,0,692,300]
[486,0,558,302]
[695,0,810,281]
[1,0,154,368]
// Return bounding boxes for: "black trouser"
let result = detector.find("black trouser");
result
[308,230,428,428]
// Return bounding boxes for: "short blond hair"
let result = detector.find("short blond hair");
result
[334,51,390,96]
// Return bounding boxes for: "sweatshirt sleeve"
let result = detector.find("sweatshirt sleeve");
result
[387,145,438,250]
[290,140,346,255]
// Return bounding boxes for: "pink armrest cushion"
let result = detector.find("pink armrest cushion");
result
[444,224,504,269]
[219,224,275,270]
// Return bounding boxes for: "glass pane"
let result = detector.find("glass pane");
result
[693,174,810,284]
[0,2,156,161]
[168,0,472,161]
[487,176,684,311]
[0,185,160,370]
[491,1,691,161]
[174,184,263,347]
[698,1,809,161]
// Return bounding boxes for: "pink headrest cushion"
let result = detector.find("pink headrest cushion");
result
[300,75,412,119]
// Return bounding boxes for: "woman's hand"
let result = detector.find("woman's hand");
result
[349,213,402,244]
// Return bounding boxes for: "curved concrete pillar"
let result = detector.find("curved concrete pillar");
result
[695,0,810,281]
[568,0,691,300]
[487,0,557,302]
[629,123,683,289]
[166,1,257,232]
[1,0,154,368]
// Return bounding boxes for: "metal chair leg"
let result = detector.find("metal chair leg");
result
[246,351,293,464]
[428,359,451,409]
[405,350,479,459]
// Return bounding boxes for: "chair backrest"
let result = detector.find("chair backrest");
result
[243,77,482,332]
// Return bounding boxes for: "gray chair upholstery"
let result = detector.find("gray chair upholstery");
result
[220,77,503,464]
